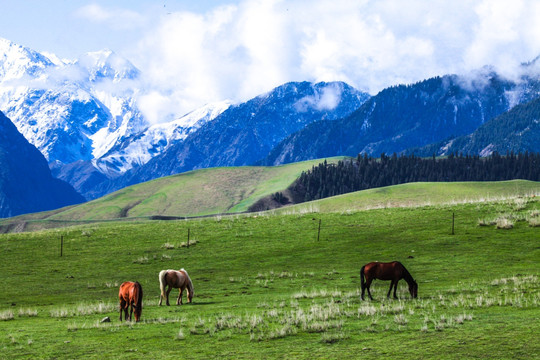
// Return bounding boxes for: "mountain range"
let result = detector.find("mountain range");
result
[261,69,540,165]
[93,81,370,197]
[1,37,540,217]
[0,38,231,192]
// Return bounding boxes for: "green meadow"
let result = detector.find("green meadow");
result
[13,158,345,223]
[0,180,539,359]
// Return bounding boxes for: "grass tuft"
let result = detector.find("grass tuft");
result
[0,310,14,321]
[496,217,514,229]
[321,331,349,344]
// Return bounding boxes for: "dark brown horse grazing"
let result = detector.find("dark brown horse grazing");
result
[360,261,418,300]
[118,281,143,322]
[158,269,194,306]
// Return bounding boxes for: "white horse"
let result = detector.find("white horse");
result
[158,269,194,306]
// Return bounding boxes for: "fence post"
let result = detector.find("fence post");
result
[452,212,455,235]
[317,219,321,241]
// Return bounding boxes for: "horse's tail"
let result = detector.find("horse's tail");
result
[360,265,366,289]
[158,270,168,298]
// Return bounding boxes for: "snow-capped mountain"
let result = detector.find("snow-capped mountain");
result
[0,38,55,80]
[0,38,148,169]
[93,100,232,176]
[77,49,141,83]
[93,81,371,197]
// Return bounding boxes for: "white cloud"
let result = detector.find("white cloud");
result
[464,0,540,80]
[75,3,146,30]
[294,83,343,112]
[114,0,540,123]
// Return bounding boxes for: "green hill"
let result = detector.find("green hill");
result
[0,158,345,231]
[1,170,538,233]
[276,180,540,214]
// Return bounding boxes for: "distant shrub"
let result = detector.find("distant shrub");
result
[512,198,528,211]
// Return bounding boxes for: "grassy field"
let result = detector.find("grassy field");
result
[0,181,539,358]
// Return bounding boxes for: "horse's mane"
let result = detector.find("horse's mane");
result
[180,268,194,292]
[402,266,415,284]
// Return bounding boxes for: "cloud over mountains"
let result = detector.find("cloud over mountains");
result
[4,0,540,124]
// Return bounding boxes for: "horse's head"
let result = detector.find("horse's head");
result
[133,305,142,322]
[409,281,418,298]
[187,283,194,303]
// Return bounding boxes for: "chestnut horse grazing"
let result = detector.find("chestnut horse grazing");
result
[360,261,418,300]
[158,269,194,306]
[118,281,143,322]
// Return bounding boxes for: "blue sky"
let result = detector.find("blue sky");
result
[0,1,232,59]
[2,0,540,121]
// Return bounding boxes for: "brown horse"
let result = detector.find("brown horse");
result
[360,261,418,300]
[118,281,143,322]
[158,269,194,306]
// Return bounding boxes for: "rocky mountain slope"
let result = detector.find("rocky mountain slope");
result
[407,95,540,156]
[262,69,540,164]
[0,111,84,218]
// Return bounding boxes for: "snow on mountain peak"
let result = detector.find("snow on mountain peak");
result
[0,37,54,80]
[93,100,232,176]
[0,38,148,170]
[77,49,140,82]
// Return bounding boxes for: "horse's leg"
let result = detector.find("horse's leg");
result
[393,279,399,299]
[166,286,172,306]
[366,279,374,300]
[387,280,395,298]
[123,303,129,321]
[177,288,183,305]
[129,303,134,322]
[361,282,366,301]
[119,299,126,321]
